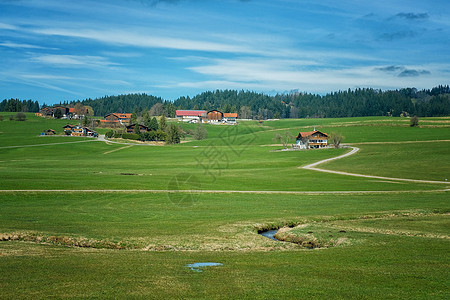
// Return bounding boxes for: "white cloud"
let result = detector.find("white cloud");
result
[181,58,449,93]
[0,22,17,30]
[30,54,119,68]
[0,41,57,50]
[31,27,256,54]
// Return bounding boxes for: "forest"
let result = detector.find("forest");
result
[0,99,40,113]
[2,85,449,119]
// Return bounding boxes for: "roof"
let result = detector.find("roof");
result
[176,110,207,117]
[207,109,223,114]
[297,130,328,138]
[104,113,132,119]
[223,113,237,118]
[126,123,149,129]
[68,108,75,113]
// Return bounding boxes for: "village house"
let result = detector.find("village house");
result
[296,130,328,149]
[205,110,238,124]
[41,129,56,135]
[39,106,84,119]
[176,110,207,122]
[126,124,149,134]
[176,109,237,124]
[222,112,238,124]
[63,125,97,137]
[100,113,132,125]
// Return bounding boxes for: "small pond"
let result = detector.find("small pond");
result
[186,262,223,272]
[259,229,279,241]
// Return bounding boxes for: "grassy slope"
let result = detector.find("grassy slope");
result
[0,114,449,299]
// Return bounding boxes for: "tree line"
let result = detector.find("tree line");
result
[72,86,448,119]
[0,99,40,113]
[4,85,449,118]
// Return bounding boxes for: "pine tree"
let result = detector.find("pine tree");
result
[149,117,159,131]
[159,115,167,131]
[166,124,181,144]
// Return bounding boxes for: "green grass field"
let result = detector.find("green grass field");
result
[0,113,449,299]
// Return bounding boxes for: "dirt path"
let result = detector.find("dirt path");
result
[302,146,450,184]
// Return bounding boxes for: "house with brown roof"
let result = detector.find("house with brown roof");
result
[296,130,328,149]
[205,110,238,124]
[126,124,149,134]
[62,125,97,137]
[100,113,132,125]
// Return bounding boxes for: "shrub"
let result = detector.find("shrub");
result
[113,132,123,138]
[193,125,208,140]
[15,112,26,121]
[155,130,167,141]
[139,130,166,141]
[410,116,419,127]
[122,133,140,140]
[0,115,3,121]
[105,130,115,138]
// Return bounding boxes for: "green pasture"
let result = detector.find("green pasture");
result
[0,113,449,299]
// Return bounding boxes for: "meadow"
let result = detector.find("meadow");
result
[0,113,449,299]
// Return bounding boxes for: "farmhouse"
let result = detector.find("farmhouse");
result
[296,130,328,149]
[126,124,149,134]
[205,110,238,124]
[100,113,132,125]
[39,106,85,119]
[176,109,238,124]
[42,129,56,135]
[176,110,207,122]
[63,125,97,137]
[223,112,238,124]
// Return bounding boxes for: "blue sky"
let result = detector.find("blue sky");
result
[1,0,449,105]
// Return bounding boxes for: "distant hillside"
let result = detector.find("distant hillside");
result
[59,85,449,118]
[173,86,450,119]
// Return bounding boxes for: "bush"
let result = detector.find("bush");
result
[0,115,3,121]
[121,133,140,140]
[155,130,167,141]
[15,112,26,121]
[105,130,115,138]
[64,130,72,136]
[113,132,123,138]
[9,115,14,121]
[410,116,419,127]
[139,130,167,141]
[193,125,208,140]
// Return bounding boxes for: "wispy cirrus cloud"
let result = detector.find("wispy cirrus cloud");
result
[0,41,58,50]
[30,54,119,68]
[31,27,256,54]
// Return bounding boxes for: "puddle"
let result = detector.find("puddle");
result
[185,262,223,272]
[259,229,279,241]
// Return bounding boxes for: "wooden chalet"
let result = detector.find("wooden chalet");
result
[100,113,132,125]
[126,124,149,134]
[207,110,223,123]
[296,130,328,149]
[42,129,56,135]
[62,125,97,137]
[176,109,238,124]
